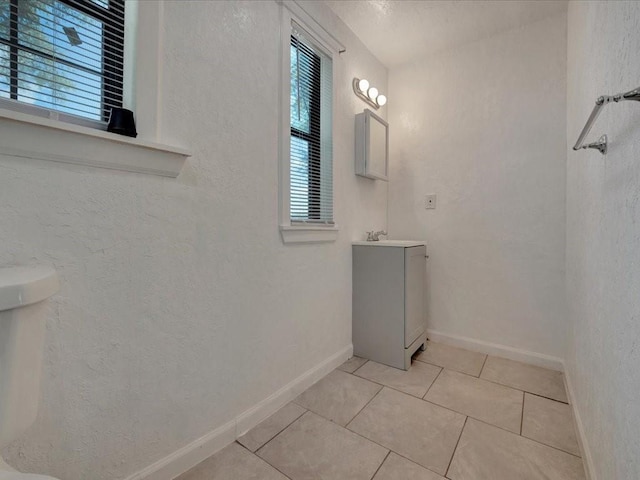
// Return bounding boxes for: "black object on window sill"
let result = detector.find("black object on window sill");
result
[107,108,137,138]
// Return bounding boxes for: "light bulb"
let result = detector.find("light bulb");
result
[376,94,387,106]
[357,78,369,93]
[368,87,379,100]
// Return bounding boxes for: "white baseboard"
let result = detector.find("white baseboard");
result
[235,344,353,436]
[563,367,597,480]
[123,420,237,480]
[123,344,353,480]
[426,329,564,371]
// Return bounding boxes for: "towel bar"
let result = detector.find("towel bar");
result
[573,87,640,154]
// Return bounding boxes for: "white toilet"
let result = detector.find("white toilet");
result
[0,266,60,480]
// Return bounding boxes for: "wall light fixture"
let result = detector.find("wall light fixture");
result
[353,77,387,109]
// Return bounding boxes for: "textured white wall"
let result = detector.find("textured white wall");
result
[566,2,640,478]
[0,1,387,479]
[388,14,568,358]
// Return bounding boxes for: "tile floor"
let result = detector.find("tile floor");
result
[177,342,586,480]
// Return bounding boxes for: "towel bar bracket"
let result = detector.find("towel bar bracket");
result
[578,134,608,155]
[573,87,640,155]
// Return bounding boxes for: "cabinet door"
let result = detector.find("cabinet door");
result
[404,246,426,347]
[367,113,388,180]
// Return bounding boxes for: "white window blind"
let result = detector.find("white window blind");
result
[290,23,333,225]
[0,0,125,123]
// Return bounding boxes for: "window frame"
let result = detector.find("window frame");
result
[0,0,125,127]
[279,4,338,244]
[0,1,190,178]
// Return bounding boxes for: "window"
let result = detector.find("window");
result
[0,1,190,179]
[0,0,125,124]
[281,20,334,242]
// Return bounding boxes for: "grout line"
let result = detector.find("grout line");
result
[420,390,580,459]
[470,417,584,459]
[236,441,295,480]
[343,354,567,413]
[368,450,390,480]
[413,357,452,372]
[346,424,448,479]
[292,377,476,479]
[346,364,530,439]
[412,357,441,368]
[348,371,392,390]
[255,411,312,456]
[342,354,569,434]
[416,354,568,403]
[420,396,522,438]
[445,415,468,478]
[478,354,489,377]
[422,366,443,399]
[344,369,521,438]
[240,404,307,453]
[520,431,583,458]
[435,366,526,395]
[345,385,384,429]
[520,391,525,435]
[413,356,485,380]
[526,391,570,405]
[351,359,369,375]
[458,370,569,405]
[251,392,439,478]
[482,378,569,404]
[345,364,435,400]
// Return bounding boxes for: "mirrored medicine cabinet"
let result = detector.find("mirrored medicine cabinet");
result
[355,109,389,181]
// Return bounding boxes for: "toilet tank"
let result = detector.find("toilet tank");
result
[0,266,59,449]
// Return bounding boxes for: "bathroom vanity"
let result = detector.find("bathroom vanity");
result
[352,241,427,370]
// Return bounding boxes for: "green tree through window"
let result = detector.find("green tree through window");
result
[0,0,124,121]
[290,34,321,221]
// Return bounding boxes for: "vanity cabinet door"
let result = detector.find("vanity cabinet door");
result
[404,246,426,347]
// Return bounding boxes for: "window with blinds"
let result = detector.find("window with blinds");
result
[0,0,125,123]
[290,25,333,225]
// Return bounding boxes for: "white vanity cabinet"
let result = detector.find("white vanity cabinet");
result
[352,241,427,370]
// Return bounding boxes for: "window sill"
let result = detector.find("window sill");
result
[280,225,339,244]
[0,109,191,177]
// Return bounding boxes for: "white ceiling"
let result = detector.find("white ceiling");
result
[324,0,567,68]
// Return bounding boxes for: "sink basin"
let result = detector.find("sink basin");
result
[352,240,426,247]
[0,266,59,312]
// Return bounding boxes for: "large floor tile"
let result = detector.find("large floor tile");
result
[414,341,486,376]
[348,387,465,475]
[294,369,382,426]
[354,359,441,397]
[337,356,368,373]
[373,452,446,480]
[522,393,580,456]
[480,356,567,402]
[257,411,388,480]
[176,442,287,480]
[448,418,585,480]
[238,402,306,452]
[424,369,523,433]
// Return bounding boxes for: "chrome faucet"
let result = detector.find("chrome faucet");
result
[366,230,387,242]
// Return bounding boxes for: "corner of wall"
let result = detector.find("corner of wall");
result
[563,366,597,480]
